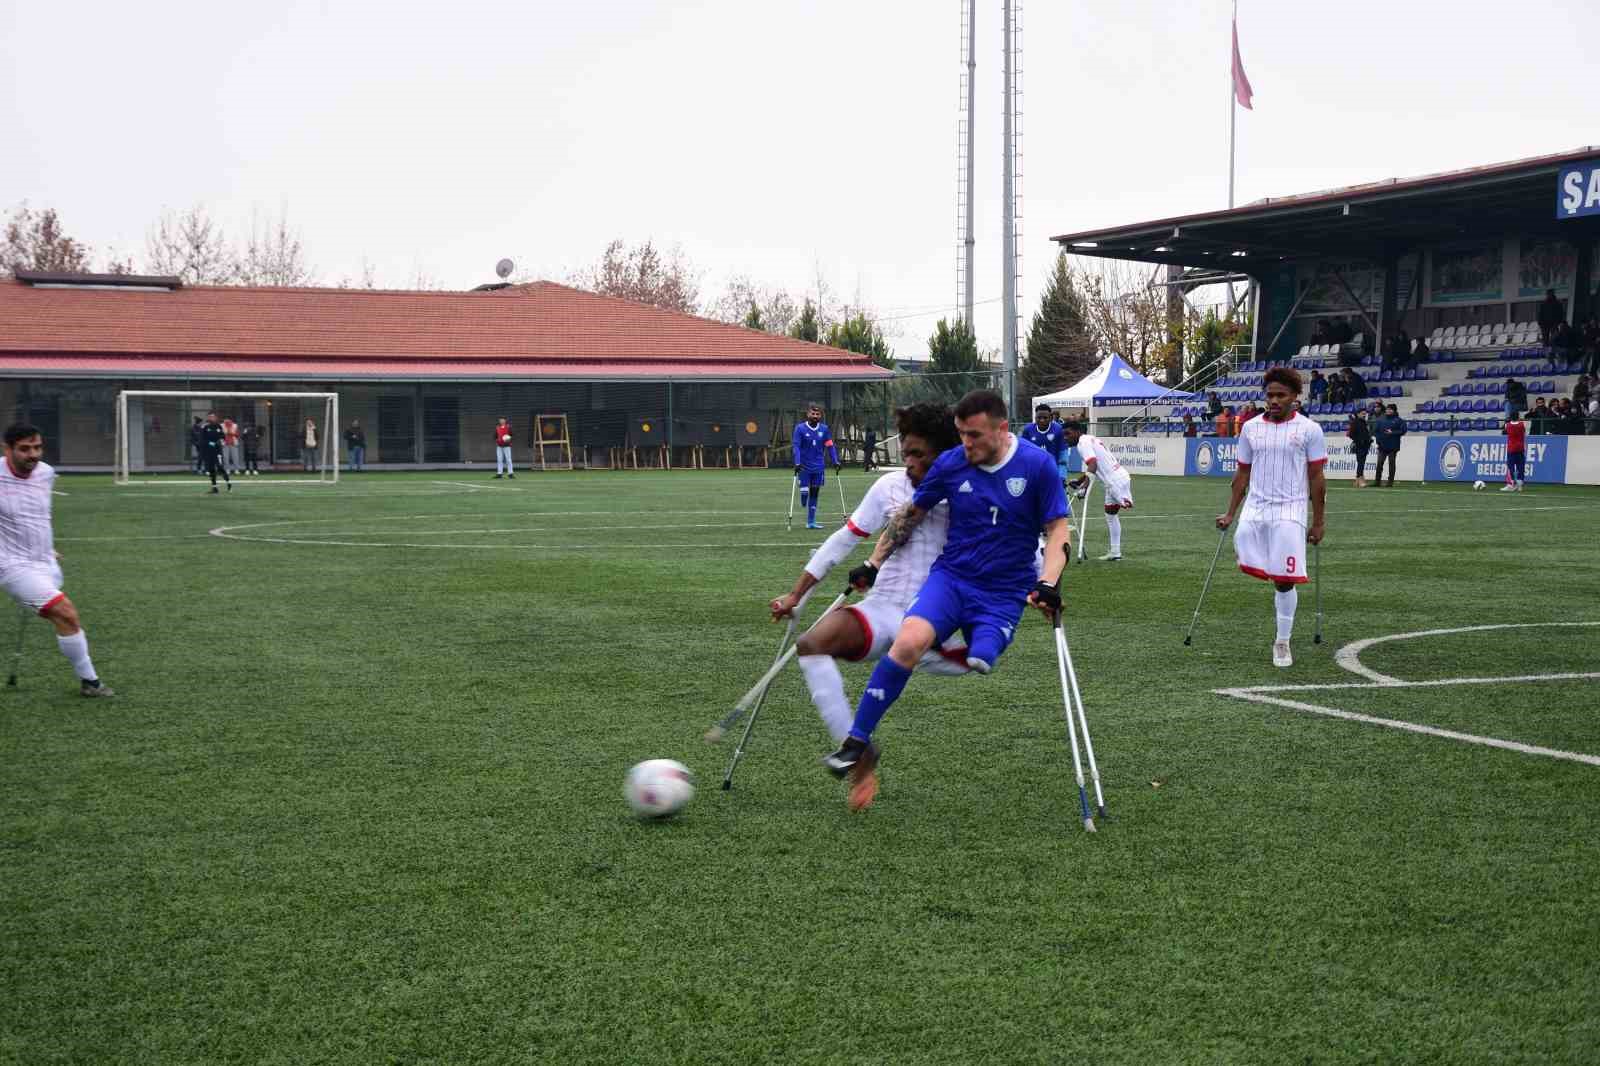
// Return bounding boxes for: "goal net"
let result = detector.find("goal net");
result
[114,391,340,484]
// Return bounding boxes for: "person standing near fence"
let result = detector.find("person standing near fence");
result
[1347,408,1372,488]
[1501,411,1528,492]
[302,417,318,472]
[494,417,515,479]
[221,417,242,475]
[344,420,366,473]
[200,412,232,494]
[1372,403,1406,488]
[189,416,205,474]
[241,421,262,475]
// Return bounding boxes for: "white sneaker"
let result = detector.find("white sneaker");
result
[1500,484,1515,492]
[1098,552,1122,562]
[1272,640,1293,668]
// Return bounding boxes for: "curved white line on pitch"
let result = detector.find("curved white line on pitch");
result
[1334,622,1600,685]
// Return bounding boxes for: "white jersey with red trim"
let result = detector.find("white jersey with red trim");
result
[1076,434,1125,480]
[0,458,56,569]
[1236,412,1327,527]
[838,469,949,608]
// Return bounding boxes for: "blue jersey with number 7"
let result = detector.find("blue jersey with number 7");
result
[912,437,1068,592]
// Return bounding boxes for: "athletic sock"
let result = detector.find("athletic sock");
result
[798,654,854,744]
[1274,588,1297,642]
[1106,514,1122,554]
[807,491,818,524]
[57,630,98,682]
[848,656,913,742]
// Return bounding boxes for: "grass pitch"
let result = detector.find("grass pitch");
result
[4,470,1599,1064]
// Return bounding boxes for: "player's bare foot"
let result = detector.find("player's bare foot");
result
[1272,640,1292,668]
[80,679,115,698]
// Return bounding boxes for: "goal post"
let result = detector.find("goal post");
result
[114,391,340,484]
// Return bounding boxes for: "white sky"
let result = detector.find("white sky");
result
[5,1,1598,358]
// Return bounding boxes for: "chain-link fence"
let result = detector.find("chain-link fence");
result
[1,369,1022,472]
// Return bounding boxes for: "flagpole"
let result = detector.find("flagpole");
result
[1226,0,1238,314]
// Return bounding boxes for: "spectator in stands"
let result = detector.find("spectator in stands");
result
[1308,369,1327,402]
[1205,391,1223,421]
[1587,394,1600,435]
[1537,289,1564,345]
[1182,414,1197,438]
[1582,316,1600,377]
[1215,406,1235,437]
[1407,334,1429,371]
[1373,403,1406,488]
[1240,401,1260,425]
[1329,319,1354,345]
[1573,375,1592,412]
[1327,372,1347,405]
[1382,329,1410,373]
[1560,398,1584,436]
[1529,397,1552,435]
[1309,320,1331,347]
[1505,376,1528,418]
[1344,366,1369,401]
[1347,408,1373,488]
[1551,321,1577,366]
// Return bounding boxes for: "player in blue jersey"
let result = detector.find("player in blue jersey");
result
[1020,404,1066,467]
[792,402,841,529]
[822,389,1071,787]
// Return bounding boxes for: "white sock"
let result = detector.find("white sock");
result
[1274,589,1297,642]
[1106,514,1122,554]
[57,630,98,682]
[798,654,854,744]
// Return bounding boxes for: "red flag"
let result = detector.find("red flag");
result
[1231,18,1254,110]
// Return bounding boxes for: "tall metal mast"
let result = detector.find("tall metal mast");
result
[1001,0,1023,413]
[957,0,976,329]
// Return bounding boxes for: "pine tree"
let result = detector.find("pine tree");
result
[790,299,820,342]
[824,312,894,369]
[743,302,764,330]
[925,317,983,401]
[1020,252,1098,399]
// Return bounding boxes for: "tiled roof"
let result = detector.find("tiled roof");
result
[0,278,892,380]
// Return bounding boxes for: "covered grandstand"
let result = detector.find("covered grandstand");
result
[1051,147,1600,439]
[0,273,894,471]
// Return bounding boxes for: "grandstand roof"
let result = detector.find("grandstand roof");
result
[0,277,892,382]
[1051,146,1600,269]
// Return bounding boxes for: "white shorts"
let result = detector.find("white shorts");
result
[1098,472,1133,509]
[840,593,970,675]
[1234,517,1308,584]
[1,561,66,614]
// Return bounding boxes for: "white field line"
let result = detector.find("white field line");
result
[1334,622,1600,684]
[206,529,814,551]
[253,521,818,538]
[1215,685,1600,769]
[1224,672,1600,694]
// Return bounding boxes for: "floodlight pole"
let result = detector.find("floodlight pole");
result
[1226,0,1238,316]
[1001,0,1018,416]
[963,0,976,330]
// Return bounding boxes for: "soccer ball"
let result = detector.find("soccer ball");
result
[624,759,695,818]
[1473,480,1485,491]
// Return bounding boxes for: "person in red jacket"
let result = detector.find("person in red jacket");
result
[1502,411,1527,492]
[494,417,515,479]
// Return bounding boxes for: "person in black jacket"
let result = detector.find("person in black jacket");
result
[199,412,232,494]
[1372,404,1406,488]
[1537,289,1564,346]
[1347,409,1373,488]
[189,416,205,474]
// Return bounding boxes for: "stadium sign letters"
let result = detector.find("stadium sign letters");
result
[1423,436,1569,484]
[1557,162,1600,219]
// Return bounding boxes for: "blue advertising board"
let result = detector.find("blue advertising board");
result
[1423,435,1569,484]
[1557,161,1600,220]
[1185,437,1241,477]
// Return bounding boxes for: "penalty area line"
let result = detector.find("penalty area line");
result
[1214,686,1600,769]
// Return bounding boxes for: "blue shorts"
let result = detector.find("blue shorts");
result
[904,568,1028,670]
[797,468,826,489]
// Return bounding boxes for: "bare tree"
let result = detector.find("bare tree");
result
[1,204,95,275]
[708,274,800,335]
[336,257,380,289]
[145,206,236,285]
[1071,257,1180,380]
[236,210,315,287]
[570,239,700,313]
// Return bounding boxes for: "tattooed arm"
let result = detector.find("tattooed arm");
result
[865,502,928,568]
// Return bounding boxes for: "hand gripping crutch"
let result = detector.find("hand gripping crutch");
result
[1183,525,1230,647]
[1312,541,1324,645]
[5,606,26,687]
[1049,578,1105,831]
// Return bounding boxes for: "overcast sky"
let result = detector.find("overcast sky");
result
[5,1,1598,357]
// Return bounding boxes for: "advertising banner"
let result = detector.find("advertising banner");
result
[1184,437,1241,478]
[1429,244,1503,304]
[1423,435,1569,484]
[1517,238,1577,298]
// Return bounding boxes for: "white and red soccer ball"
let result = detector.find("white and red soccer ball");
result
[624,759,694,818]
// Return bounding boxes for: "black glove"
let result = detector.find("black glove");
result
[833,462,843,472]
[794,465,803,476]
[1031,581,1061,613]
[847,561,878,591]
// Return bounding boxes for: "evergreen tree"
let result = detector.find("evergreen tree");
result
[924,317,983,401]
[790,298,820,342]
[824,312,894,369]
[1020,251,1098,398]
[743,302,764,331]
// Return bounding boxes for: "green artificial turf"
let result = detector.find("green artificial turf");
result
[3,470,1598,1064]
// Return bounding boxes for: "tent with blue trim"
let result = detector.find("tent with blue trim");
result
[1032,353,1191,410]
